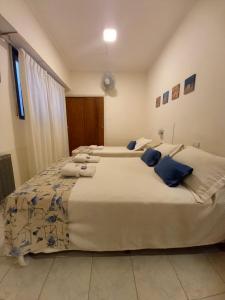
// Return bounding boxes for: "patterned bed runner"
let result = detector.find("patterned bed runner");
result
[4,157,77,256]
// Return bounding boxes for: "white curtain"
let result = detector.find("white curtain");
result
[19,50,69,177]
[47,75,69,161]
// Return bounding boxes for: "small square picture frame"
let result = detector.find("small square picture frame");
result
[163,91,169,105]
[156,96,161,108]
[184,74,196,95]
[172,84,180,100]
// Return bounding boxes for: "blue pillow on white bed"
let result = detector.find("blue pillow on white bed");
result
[154,156,193,187]
[127,140,136,150]
[141,149,161,166]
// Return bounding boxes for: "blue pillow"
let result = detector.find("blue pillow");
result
[141,149,161,166]
[127,140,136,150]
[154,156,193,187]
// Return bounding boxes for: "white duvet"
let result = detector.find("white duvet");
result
[68,157,225,251]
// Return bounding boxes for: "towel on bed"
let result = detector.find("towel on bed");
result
[73,154,101,163]
[86,156,100,163]
[89,145,104,150]
[62,163,96,177]
[80,165,96,177]
[73,153,88,163]
[61,163,81,177]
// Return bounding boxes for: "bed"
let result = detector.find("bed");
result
[4,156,225,265]
[72,146,145,157]
[68,157,225,251]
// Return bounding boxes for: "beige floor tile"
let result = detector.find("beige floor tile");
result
[0,257,13,282]
[169,253,225,300]
[39,256,92,300]
[208,252,225,282]
[132,254,187,300]
[0,256,53,300]
[89,256,137,300]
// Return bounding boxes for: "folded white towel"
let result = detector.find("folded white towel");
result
[62,163,96,177]
[89,145,104,150]
[77,153,89,158]
[73,154,100,163]
[72,147,93,156]
[73,157,86,163]
[86,156,100,163]
[89,145,98,150]
[80,165,96,177]
[73,153,90,163]
[61,163,80,177]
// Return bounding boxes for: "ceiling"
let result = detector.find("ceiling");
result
[25,0,197,72]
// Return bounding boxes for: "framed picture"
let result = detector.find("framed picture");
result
[172,84,180,100]
[163,91,169,104]
[156,96,161,108]
[184,74,196,95]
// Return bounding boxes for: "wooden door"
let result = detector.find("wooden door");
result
[66,97,104,154]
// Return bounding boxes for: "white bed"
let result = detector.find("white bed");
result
[66,157,225,252]
[72,146,145,157]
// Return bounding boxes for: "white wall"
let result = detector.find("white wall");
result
[0,0,70,87]
[68,72,149,145]
[2,0,225,188]
[146,0,225,156]
[0,40,29,186]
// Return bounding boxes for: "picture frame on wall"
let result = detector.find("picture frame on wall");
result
[184,74,196,95]
[172,84,180,100]
[163,91,169,104]
[156,96,161,108]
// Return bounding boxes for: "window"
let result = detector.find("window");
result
[11,47,25,120]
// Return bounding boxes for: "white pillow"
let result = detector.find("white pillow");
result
[154,143,183,157]
[145,139,162,149]
[173,146,225,203]
[134,137,152,151]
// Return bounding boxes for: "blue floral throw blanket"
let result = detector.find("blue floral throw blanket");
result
[4,157,77,257]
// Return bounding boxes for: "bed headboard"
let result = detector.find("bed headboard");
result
[0,154,15,202]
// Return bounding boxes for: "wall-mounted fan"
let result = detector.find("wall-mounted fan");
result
[102,72,115,92]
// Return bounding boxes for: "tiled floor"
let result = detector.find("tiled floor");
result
[0,212,225,300]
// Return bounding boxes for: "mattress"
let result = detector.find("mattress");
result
[72,146,144,157]
[68,157,225,251]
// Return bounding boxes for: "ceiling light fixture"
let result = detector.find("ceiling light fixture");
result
[103,28,117,43]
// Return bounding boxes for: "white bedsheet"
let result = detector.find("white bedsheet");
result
[72,146,144,157]
[67,157,225,251]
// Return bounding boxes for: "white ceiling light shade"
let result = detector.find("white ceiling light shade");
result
[103,28,117,43]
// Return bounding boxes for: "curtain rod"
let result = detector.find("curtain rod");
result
[0,31,68,89]
[0,32,17,48]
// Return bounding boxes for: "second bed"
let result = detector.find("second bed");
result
[72,146,145,157]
